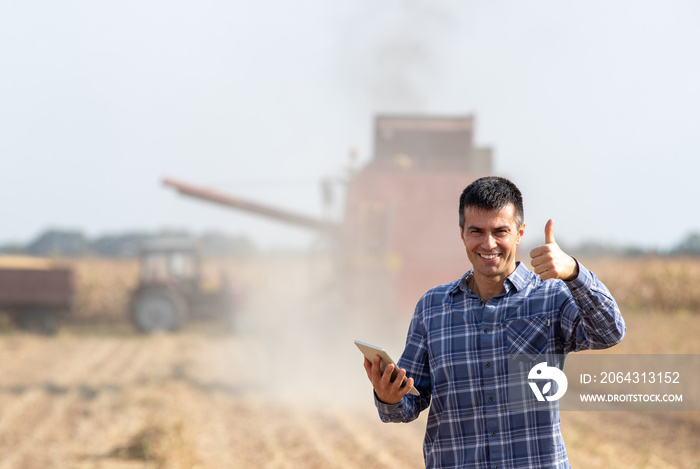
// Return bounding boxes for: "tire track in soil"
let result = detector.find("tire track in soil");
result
[83,338,151,384]
[0,390,48,446]
[285,405,387,468]
[0,389,82,469]
[310,404,425,468]
[0,338,122,469]
[231,400,314,469]
[32,338,151,466]
[185,393,237,468]
[270,407,339,469]
[210,395,343,469]
[187,334,338,468]
[0,334,425,469]
[51,339,122,385]
[77,337,190,466]
[0,336,46,372]
[0,339,57,449]
[83,337,239,468]
[0,337,58,382]
[170,338,272,468]
[0,338,113,435]
[183,333,419,468]
[199,396,280,468]
[116,337,168,383]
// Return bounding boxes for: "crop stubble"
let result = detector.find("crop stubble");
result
[0,256,699,468]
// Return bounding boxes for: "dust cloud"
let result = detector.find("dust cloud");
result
[224,252,415,410]
[336,0,456,112]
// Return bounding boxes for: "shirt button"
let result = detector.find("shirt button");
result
[485,362,491,368]
[488,396,494,402]
[483,329,488,334]
[491,432,496,436]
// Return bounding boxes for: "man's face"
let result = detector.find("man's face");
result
[459,203,525,282]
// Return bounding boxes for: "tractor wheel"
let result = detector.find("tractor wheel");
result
[130,288,187,333]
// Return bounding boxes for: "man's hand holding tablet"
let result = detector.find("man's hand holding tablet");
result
[355,340,419,404]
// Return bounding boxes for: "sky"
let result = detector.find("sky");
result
[2,1,699,251]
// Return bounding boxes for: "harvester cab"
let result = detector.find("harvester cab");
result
[130,239,233,333]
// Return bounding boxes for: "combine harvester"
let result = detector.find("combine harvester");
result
[165,115,492,315]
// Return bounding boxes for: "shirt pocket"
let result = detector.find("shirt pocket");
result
[506,315,550,357]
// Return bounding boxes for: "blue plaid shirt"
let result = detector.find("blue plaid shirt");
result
[375,261,626,469]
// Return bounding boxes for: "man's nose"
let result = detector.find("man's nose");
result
[482,233,497,249]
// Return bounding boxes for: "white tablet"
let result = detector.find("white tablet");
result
[355,340,420,396]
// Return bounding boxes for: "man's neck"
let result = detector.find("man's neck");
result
[470,268,516,303]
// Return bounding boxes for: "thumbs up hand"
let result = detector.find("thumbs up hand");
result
[529,219,579,281]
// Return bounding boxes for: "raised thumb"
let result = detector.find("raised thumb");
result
[545,219,556,245]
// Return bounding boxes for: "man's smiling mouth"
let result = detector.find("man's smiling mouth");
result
[479,253,499,260]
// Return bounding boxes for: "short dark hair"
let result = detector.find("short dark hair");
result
[459,176,524,230]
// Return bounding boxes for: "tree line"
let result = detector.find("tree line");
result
[2,228,700,259]
[0,229,260,259]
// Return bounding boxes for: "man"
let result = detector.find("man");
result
[363,176,626,468]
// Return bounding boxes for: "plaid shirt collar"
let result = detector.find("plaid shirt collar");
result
[451,260,532,296]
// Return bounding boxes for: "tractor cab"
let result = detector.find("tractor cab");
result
[139,239,200,288]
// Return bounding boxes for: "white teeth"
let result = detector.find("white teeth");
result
[480,254,498,260]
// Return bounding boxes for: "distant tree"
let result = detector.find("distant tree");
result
[92,232,154,257]
[576,241,619,257]
[574,240,654,258]
[0,243,26,255]
[671,232,700,256]
[4,228,260,259]
[26,229,92,257]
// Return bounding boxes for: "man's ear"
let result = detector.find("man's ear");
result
[516,223,525,245]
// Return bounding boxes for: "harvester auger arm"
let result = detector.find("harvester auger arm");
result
[162,177,341,236]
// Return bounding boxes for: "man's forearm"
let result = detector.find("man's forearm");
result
[565,262,626,351]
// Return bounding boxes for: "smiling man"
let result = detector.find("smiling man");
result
[363,176,626,469]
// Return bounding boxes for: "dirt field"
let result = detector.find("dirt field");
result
[0,256,698,468]
[0,332,430,469]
